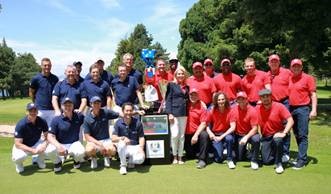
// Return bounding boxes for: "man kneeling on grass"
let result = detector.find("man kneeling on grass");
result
[46,97,85,173]
[112,102,145,175]
[12,102,48,174]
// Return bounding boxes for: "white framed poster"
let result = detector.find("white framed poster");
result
[146,140,165,158]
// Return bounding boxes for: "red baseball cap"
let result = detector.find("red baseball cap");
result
[236,91,247,99]
[221,58,231,66]
[192,62,203,69]
[291,59,303,67]
[203,58,213,66]
[189,88,199,94]
[268,54,280,62]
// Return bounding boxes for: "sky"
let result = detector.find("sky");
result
[0,0,198,78]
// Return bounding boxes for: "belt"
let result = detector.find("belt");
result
[290,104,310,108]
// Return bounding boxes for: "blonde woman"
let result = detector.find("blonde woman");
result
[165,66,189,164]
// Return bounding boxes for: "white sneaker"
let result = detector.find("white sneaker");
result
[91,158,98,169]
[251,161,259,170]
[223,149,227,155]
[282,154,290,163]
[36,158,46,169]
[120,166,127,175]
[127,163,135,169]
[227,160,236,169]
[15,163,24,173]
[104,157,111,167]
[275,163,284,174]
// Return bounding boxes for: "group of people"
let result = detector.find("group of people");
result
[11,52,317,175]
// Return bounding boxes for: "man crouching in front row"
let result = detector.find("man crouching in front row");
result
[112,102,145,175]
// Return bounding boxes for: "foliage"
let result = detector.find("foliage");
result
[107,24,169,74]
[178,0,331,76]
[0,38,16,97]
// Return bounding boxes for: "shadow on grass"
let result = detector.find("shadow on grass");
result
[312,109,331,126]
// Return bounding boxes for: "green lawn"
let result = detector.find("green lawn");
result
[0,98,30,125]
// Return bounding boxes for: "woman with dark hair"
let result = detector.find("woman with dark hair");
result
[206,92,236,169]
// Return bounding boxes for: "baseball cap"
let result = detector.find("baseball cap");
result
[90,96,102,103]
[268,54,280,62]
[221,59,231,66]
[236,91,247,98]
[189,88,199,94]
[192,62,203,69]
[203,58,213,66]
[290,59,303,67]
[26,102,37,111]
[61,97,73,104]
[258,89,272,96]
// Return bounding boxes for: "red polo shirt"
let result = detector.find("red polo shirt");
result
[186,101,207,135]
[289,72,316,106]
[267,67,291,101]
[187,75,216,105]
[241,70,271,103]
[152,70,172,101]
[256,102,291,137]
[213,72,242,101]
[232,105,258,136]
[206,107,236,134]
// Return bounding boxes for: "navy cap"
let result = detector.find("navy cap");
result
[90,96,102,103]
[258,89,272,96]
[26,103,37,111]
[61,97,73,104]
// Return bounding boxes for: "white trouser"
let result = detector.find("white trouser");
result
[117,140,145,167]
[86,139,112,152]
[170,116,187,157]
[38,110,55,128]
[12,139,45,165]
[45,141,85,164]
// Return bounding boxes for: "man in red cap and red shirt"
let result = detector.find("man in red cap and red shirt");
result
[214,58,242,105]
[184,88,209,169]
[267,54,292,163]
[232,91,260,170]
[241,57,271,106]
[187,61,216,108]
[203,58,218,78]
[256,89,294,174]
[289,58,317,169]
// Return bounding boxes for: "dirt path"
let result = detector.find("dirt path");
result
[0,125,15,137]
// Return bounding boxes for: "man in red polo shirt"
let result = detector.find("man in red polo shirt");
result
[241,57,271,106]
[184,88,209,169]
[232,91,260,170]
[187,61,216,107]
[289,58,317,169]
[214,58,242,105]
[256,89,294,174]
[267,54,292,163]
[203,58,218,78]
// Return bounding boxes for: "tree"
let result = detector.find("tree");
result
[108,24,168,73]
[0,38,16,98]
[178,0,331,76]
[9,53,40,97]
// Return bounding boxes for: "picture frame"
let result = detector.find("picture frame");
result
[141,114,169,135]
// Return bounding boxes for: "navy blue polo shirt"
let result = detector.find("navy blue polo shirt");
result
[30,73,59,110]
[14,116,48,147]
[77,76,84,84]
[49,112,84,144]
[85,70,113,85]
[111,76,139,106]
[128,69,143,85]
[113,117,144,145]
[52,79,85,109]
[81,79,111,107]
[83,109,119,140]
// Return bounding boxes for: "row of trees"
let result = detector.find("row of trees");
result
[0,39,40,98]
[178,0,331,77]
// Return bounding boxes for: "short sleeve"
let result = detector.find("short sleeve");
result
[52,81,61,97]
[49,118,58,135]
[29,75,39,89]
[14,121,24,138]
[137,121,144,137]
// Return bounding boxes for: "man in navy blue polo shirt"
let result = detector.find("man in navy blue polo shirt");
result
[112,102,145,175]
[73,61,85,84]
[81,63,112,109]
[45,97,85,173]
[85,59,113,85]
[29,57,59,127]
[111,64,147,113]
[12,103,48,173]
[52,65,87,116]
[83,96,120,169]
